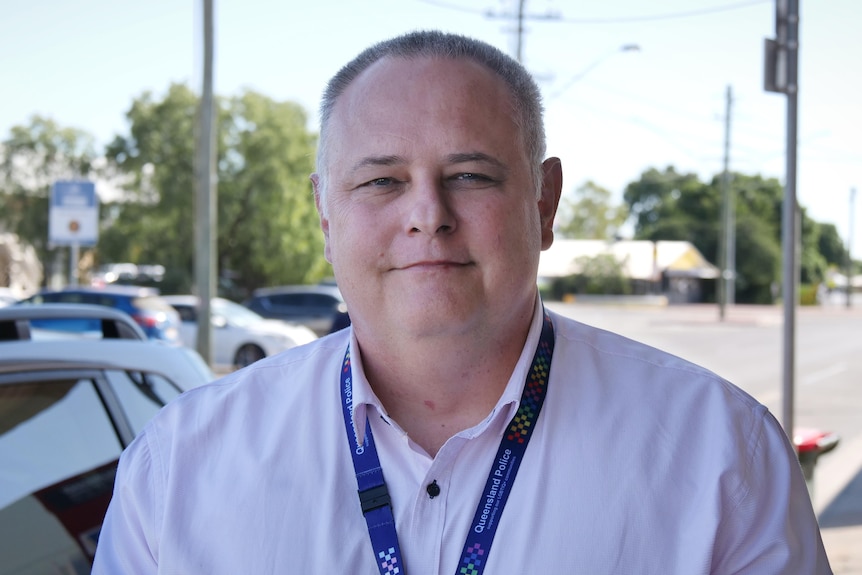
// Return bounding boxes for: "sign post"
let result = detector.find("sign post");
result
[764,0,800,437]
[48,181,99,286]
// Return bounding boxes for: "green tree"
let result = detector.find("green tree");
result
[556,180,628,240]
[623,166,722,270]
[623,167,836,304]
[0,116,99,276]
[101,84,199,292]
[722,174,783,303]
[624,167,782,303]
[218,90,326,292]
[814,222,847,267]
[547,253,631,298]
[101,84,326,297]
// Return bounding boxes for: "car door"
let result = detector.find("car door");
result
[0,366,184,573]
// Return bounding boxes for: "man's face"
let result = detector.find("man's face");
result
[314,56,559,340]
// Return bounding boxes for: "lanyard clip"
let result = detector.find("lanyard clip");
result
[358,484,391,514]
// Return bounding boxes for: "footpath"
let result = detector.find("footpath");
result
[815,433,862,574]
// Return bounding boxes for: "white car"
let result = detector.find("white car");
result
[162,295,318,371]
[0,288,19,308]
[0,337,214,571]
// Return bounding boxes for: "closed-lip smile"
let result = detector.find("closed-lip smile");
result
[399,260,470,270]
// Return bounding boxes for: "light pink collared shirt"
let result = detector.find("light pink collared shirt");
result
[93,302,831,574]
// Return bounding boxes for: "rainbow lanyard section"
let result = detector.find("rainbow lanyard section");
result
[340,309,555,575]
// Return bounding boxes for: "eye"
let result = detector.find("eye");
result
[456,173,488,181]
[364,177,397,187]
[448,172,498,190]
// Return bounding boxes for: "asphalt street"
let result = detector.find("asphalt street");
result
[546,299,862,573]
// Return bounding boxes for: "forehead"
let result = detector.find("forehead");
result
[326,55,522,160]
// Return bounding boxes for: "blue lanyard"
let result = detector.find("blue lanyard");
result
[340,309,555,575]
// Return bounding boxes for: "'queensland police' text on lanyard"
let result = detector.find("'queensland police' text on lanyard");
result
[340,309,555,575]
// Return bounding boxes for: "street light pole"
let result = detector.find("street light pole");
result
[848,187,857,308]
[195,0,217,366]
[718,85,735,321]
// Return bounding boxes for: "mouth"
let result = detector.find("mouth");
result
[398,260,471,271]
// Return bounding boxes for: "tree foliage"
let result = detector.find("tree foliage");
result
[0,116,99,272]
[623,166,834,304]
[544,253,632,299]
[100,84,326,297]
[100,84,199,291]
[816,222,848,266]
[555,180,628,240]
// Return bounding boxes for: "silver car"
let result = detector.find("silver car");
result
[163,295,318,371]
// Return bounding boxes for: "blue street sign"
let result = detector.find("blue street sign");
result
[49,180,99,246]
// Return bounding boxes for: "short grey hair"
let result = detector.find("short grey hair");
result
[315,30,546,204]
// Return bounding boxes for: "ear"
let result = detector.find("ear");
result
[538,157,563,250]
[311,173,333,263]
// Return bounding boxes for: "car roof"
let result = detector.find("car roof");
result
[161,294,198,305]
[161,295,231,305]
[250,284,343,299]
[0,339,214,389]
[0,303,147,341]
[34,285,161,297]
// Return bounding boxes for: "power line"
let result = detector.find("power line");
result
[551,0,771,24]
[412,0,771,23]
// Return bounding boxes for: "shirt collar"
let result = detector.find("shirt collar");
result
[347,295,548,445]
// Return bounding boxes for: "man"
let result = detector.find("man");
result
[93,31,831,574]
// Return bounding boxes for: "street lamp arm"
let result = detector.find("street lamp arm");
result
[548,44,640,100]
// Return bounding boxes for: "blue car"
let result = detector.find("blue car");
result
[18,286,182,345]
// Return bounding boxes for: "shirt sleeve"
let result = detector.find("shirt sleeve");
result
[91,429,161,574]
[712,408,833,574]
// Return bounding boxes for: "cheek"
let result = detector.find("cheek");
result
[327,210,390,270]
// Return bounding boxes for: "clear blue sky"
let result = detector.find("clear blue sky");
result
[2,0,860,256]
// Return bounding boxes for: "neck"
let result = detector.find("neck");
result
[354,306,536,456]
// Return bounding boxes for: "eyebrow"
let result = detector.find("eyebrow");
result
[446,152,507,172]
[350,155,405,172]
[348,152,507,172]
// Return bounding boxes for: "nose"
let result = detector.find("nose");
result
[406,180,456,236]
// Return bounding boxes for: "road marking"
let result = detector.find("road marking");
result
[801,363,848,386]
[750,362,848,408]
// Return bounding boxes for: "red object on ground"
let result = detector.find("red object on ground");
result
[794,427,840,455]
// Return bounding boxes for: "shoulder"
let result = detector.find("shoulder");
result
[545,309,775,484]
[143,331,350,443]
[547,309,757,406]
[545,309,798,488]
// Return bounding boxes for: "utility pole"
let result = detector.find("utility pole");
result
[848,187,857,308]
[718,85,735,321]
[195,0,217,366]
[485,0,559,63]
[764,0,800,437]
[515,0,526,63]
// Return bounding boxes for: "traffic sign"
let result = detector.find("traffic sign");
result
[49,181,99,246]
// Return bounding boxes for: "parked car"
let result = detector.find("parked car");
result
[0,303,146,341]
[0,288,18,308]
[242,284,348,336]
[0,335,213,572]
[90,262,166,289]
[162,295,318,371]
[18,285,182,346]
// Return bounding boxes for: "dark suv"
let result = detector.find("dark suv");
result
[19,286,182,345]
[242,284,348,336]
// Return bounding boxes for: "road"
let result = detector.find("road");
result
[546,300,862,573]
